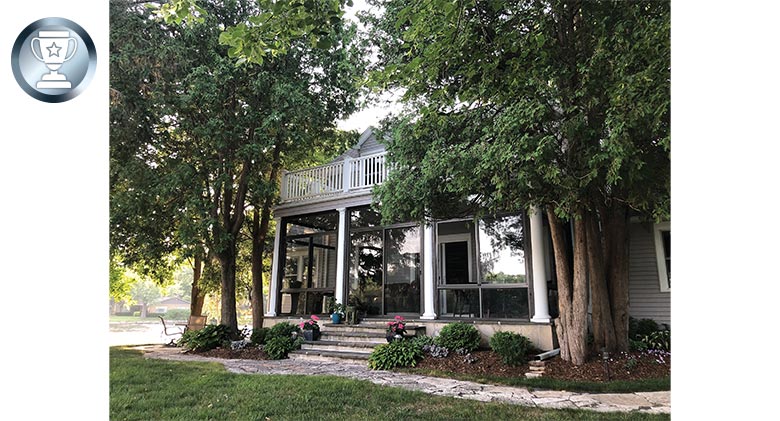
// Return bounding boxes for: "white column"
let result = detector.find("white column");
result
[265,217,283,317]
[335,207,347,304]
[530,207,551,323]
[421,222,437,320]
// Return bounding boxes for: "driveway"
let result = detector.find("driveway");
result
[109,321,182,346]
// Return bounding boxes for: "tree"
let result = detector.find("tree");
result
[111,0,366,334]
[362,0,670,364]
[130,277,164,318]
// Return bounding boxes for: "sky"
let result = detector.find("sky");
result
[2,1,780,419]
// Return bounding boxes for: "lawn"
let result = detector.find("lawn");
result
[110,348,669,421]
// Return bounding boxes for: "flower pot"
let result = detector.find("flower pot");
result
[386,333,404,343]
[331,313,342,324]
[302,330,320,341]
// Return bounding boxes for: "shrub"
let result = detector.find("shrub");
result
[629,317,661,339]
[641,330,671,352]
[178,324,234,352]
[410,334,436,348]
[436,322,481,353]
[266,322,300,342]
[368,340,424,370]
[164,309,190,320]
[489,331,532,366]
[629,339,648,352]
[250,327,269,345]
[264,336,303,360]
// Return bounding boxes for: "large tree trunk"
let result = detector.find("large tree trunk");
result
[604,201,630,352]
[250,210,265,330]
[190,253,206,317]
[250,145,282,330]
[586,209,617,353]
[548,207,589,365]
[218,245,239,335]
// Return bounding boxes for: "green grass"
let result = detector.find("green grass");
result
[110,347,669,421]
[400,367,670,393]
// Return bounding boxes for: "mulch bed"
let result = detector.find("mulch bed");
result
[192,346,670,383]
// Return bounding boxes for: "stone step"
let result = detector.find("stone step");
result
[529,360,546,368]
[301,340,378,354]
[288,349,370,365]
[322,323,426,336]
[528,365,546,372]
[525,372,543,379]
[319,330,388,344]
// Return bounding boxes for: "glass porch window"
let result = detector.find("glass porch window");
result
[279,211,338,315]
[437,214,530,319]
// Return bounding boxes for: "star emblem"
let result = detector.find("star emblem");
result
[46,42,61,57]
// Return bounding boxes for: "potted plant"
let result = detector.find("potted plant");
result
[325,297,346,324]
[386,315,407,342]
[299,315,321,341]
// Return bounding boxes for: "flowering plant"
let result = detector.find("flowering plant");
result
[387,315,406,335]
[299,315,320,331]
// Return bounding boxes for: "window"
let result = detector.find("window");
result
[279,211,339,315]
[654,222,671,292]
[437,214,530,319]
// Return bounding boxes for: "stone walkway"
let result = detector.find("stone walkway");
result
[135,345,670,415]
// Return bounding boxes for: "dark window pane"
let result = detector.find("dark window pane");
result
[348,230,383,316]
[438,289,479,318]
[442,241,472,284]
[384,226,421,314]
[662,230,670,287]
[481,288,529,319]
[286,211,338,235]
[283,239,309,289]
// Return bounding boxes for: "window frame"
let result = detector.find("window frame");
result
[653,221,671,292]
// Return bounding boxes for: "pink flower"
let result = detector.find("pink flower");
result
[394,315,404,321]
[307,320,313,325]
[299,322,305,329]
[387,322,393,326]
[311,315,320,321]
[398,324,405,330]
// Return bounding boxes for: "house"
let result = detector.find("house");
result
[147,297,190,314]
[263,128,670,351]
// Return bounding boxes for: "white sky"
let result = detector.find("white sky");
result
[336,0,401,132]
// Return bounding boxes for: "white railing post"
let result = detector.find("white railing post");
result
[342,157,352,192]
[280,170,289,200]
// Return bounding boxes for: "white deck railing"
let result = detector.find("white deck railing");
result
[280,152,389,202]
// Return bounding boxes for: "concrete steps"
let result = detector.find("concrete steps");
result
[287,319,427,364]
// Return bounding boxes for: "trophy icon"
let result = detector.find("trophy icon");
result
[30,31,78,89]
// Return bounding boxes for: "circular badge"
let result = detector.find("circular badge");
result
[11,17,96,103]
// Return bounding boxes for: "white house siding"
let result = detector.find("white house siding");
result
[628,222,671,326]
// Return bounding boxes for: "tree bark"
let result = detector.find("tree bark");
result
[190,252,206,317]
[250,145,282,330]
[548,207,588,365]
[604,201,630,352]
[218,244,239,335]
[250,209,265,330]
[586,209,617,353]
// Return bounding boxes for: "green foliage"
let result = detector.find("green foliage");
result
[250,327,269,345]
[264,335,303,360]
[163,309,191,320]
[410,334,436,348]
[178,324,235,352]
[266,322,301,342]
[623,358,638,372]
[489,332,532,366]
[629,339,648,352]
[435,322,481,353]
[641,331,671,352]
[368,340,424,370]
[629,318,662,339]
